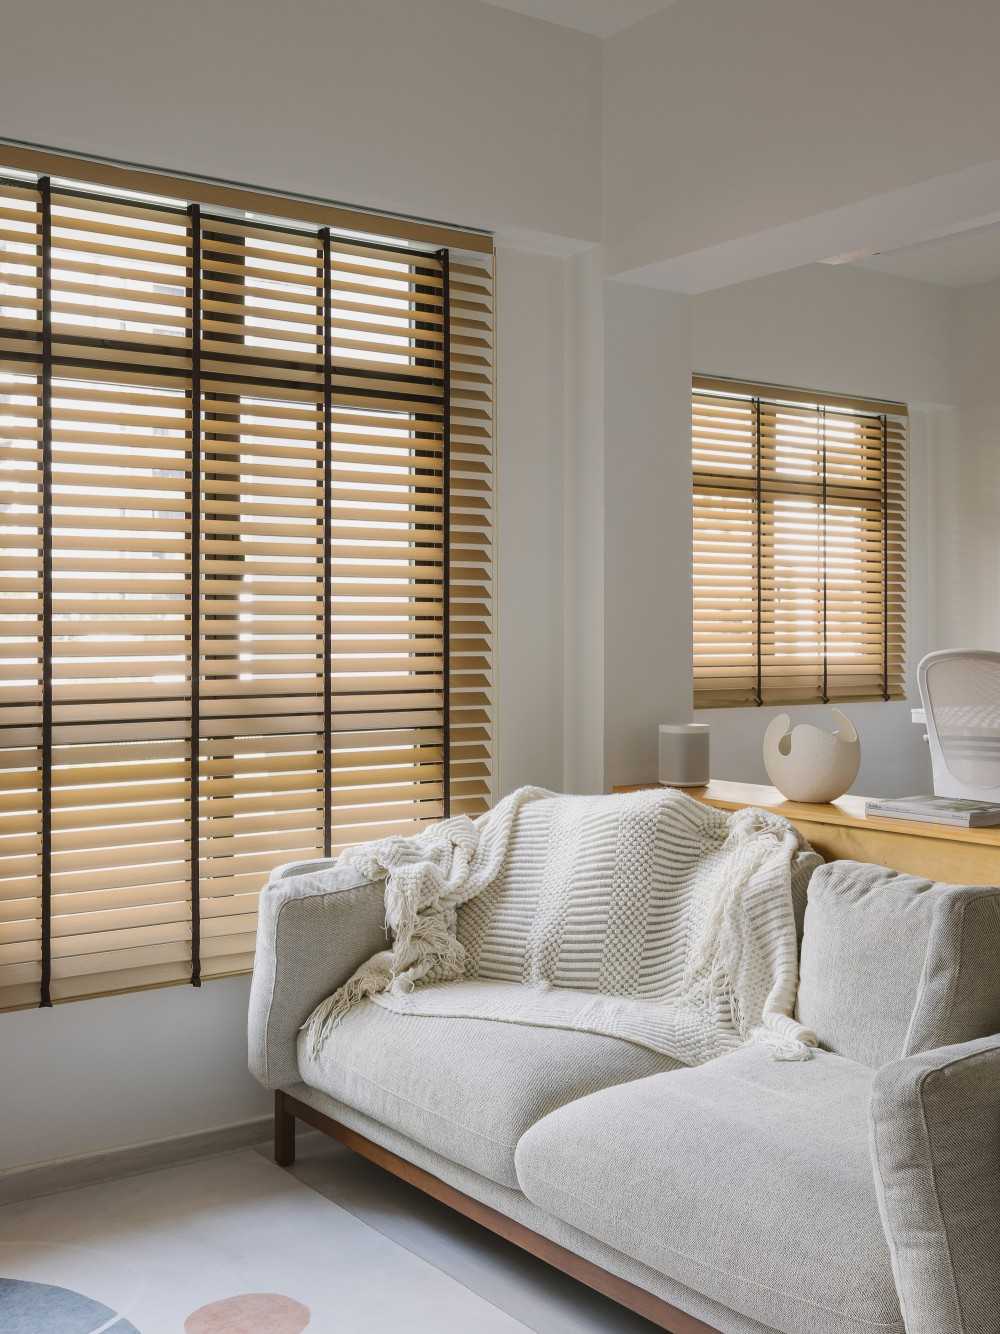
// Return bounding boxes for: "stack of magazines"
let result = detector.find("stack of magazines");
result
[864,795,1000,827]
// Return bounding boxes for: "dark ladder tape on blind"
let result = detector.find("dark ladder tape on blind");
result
[321,227,334,859]
[753,396,763,709]
[189,202,203,987]
[439,248,452,819]
[821,406,829,705]
[882,414,890,703]
[39,176,53,1009]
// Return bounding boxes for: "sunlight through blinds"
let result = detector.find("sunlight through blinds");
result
[692,375,905,710]
[0,155,494,1009]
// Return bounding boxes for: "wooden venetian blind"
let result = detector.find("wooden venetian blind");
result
[0,152,494,1010]
[692,375,905,709]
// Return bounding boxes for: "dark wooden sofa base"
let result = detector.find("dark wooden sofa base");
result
[275,1090,719,1334]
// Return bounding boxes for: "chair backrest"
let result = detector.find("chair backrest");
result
[918,650,1000,799]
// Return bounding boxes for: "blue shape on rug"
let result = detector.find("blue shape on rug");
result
[0,1277,140,1332]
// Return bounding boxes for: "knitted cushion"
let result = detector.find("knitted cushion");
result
[797,861,1000,1069]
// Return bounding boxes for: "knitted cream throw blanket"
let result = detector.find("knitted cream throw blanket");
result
[303,786,822,1065]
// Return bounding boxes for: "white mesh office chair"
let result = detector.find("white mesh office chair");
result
[918,650,1000,799]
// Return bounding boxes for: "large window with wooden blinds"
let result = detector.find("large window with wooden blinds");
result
[0,148,494,1011]
[692,375,905,709]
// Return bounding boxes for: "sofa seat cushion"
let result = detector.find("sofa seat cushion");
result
[296,986,682,1188]
[515,1046,904,1334]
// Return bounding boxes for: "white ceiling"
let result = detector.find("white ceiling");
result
[852,219,1000,288]
[475,0,677,38]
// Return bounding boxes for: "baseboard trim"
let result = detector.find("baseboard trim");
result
[0,1115,273,1206]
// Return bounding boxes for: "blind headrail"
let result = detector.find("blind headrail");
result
[693,373,908,419]
[0,138,494,255]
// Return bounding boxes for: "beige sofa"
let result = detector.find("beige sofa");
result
[248,857,1000,1334]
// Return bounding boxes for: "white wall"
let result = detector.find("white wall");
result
[1,0,602,249]
[933,278,1000,653]
[495,247,568,794]
[691,263,959,796]
[602,282,693,787]
[604,0,1000,280]
[0,979,268,1173]
[561,250,607,794]
[690,265,956,410]
[557,263,693,792]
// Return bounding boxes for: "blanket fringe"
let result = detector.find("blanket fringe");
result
[305,964,390,1058]
[751,1026,817,1062]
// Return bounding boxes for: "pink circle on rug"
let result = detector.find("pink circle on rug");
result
[184,1293,310,1333]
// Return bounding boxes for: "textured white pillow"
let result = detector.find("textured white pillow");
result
[797,860,1000,1068]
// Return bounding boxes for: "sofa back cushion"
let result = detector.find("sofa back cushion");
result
[797,861,1000,1068]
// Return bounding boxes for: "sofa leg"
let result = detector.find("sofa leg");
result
[274,1090,296,1167]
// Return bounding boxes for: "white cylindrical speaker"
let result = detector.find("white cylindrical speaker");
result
[658,723,710,787]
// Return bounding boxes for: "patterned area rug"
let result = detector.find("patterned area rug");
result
[0,1150,532,1333]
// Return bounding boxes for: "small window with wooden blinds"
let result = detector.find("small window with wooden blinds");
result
[692,375,905,709]
[0,149,494,1010]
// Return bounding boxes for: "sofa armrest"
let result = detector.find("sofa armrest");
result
[869,1034,1000,1334]
[247,860,386,1089]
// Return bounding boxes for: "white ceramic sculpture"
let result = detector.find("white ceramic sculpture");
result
[762,709,861,803]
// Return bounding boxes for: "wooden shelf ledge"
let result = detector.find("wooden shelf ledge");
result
[613,780,1000,885]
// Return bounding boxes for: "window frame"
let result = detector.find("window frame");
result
[692,374,906,711]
